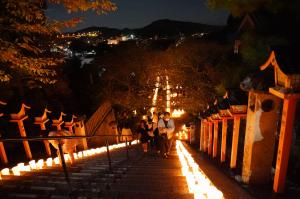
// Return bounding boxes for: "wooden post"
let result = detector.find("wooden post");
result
[273,98,297,193]
[230,116,241,168]
[17,120,32,159]
[0,101,8,164]
[10,104,32,159]
[203,121,208,152]
[200,119,204,151]
[208,122,213,155]
[41,123,51,156]
[65,115,76,134]
[52,112,66,131]
[213,121,219,158]
[34,109,52,156]
[0,142,8,164]
[221,118,228,162]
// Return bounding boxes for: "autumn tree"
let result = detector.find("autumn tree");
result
[83,38,229,115]
[0,0,116,84]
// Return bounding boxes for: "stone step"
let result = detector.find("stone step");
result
[102,190,194,199]
[116,176,187,185]
[109,184,189,193]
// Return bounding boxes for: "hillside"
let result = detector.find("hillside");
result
[74,19,223,38]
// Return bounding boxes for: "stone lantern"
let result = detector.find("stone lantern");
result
[259,48,300,192]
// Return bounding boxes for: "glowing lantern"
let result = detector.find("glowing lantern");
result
[54,157,60,165]
[46,158,53,167]
[17,163,25,171]
[64,154,70,162]
[29,160,37,170]
[11,166,21,176]
[1,168,10,175]
[73,153,78,160]
[36,159,44,169]
[176,140,224,199]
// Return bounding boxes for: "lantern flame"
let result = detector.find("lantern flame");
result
[37,159,44,169]
[1,168,10,176]
[176,140,224,199]
[54,157,60,165]
[46,158,53,167]
[0,140,138,181]
[29,160,37,170]
[11,166,21,176]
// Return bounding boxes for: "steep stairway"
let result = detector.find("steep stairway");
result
[102,146,193,199]
[0,144,193,199]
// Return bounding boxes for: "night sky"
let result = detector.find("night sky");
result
[46,0,228,31]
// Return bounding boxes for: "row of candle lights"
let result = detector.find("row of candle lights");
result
[172,109,185,118]
[0,140,138,180]
[176,131,188,140]
[176,140,224,199]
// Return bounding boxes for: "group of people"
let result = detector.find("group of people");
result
[137,112,175,158]
[117,110,175,158]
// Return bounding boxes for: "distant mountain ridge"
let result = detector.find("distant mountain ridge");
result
[73,19,223,38]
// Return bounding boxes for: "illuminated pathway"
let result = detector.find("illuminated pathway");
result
[0,141,255,199]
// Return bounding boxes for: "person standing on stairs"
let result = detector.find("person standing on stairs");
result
[118,111,133,144]
[137,120,152,153]
[158,112,175,158]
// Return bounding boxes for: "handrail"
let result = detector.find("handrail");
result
[0,134,133,142]
[0,133,137,197]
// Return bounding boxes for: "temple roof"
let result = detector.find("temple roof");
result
[272,46,300,74]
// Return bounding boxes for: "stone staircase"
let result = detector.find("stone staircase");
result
[0,145,193,199]
[102,147,193,199]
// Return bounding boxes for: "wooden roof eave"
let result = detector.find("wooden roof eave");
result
[260,51,289,78]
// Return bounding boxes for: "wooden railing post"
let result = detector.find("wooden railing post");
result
[65,115,77,134]
[208,122,213,156]
[200,119,204,151]
[230,116,241,168]
[10,103,32,159]
[273,98,297,193]
[34,108,52,156]
[203,121,208,153]
[213,121,219,158]
[0,100,8,164]
[52,112,66,131]
[221,118,228,162]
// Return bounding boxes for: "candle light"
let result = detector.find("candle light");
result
[11,166,21,176]
[176,140,224,199]
[54,157,60,165]
[46,158,53,167]
[37,159,44,169]
[29,160,37,170]
[1,168,10,175]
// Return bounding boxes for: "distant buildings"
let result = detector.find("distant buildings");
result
[57,31,100,39]
[107,34,136,45]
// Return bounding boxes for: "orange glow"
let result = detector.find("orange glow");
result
[29,160,37,170]
[46,158,53,167]
[54,157,60,165]
[0,140,138,181]
[11,166,21,176]
[37,159,44,169]
[1,168,10,175]
[172,109,185,118]
[176,140,224,199]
